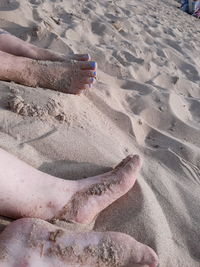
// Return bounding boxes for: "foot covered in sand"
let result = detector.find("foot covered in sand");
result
[0,155,141,226]
[0,48,97,94]
[0,218,158,267]
[27,58,97,94]
[50,155,142,224]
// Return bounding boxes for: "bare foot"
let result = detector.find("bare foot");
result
[0,218,158,267]
[0,153,141,225]
[0,50,97,94]
[28,59,98,94]
[51,155,142,224]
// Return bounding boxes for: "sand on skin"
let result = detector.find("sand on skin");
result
[0,0,200,266]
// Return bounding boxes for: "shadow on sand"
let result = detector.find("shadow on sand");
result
[0,0,20,11]
[39,159,112,181]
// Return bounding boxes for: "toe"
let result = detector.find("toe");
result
[73,53,91,61]
[77,84,92,90]
[114,155,134,169]
[80,77,96,84]
[141,246,158,267]
[80,70,97,77]
[117,233,158,267]
[99,232,158,267]
[71,77,95,94]
[79,61,97,70]
[114,154,142,171]
[76,76,96,90]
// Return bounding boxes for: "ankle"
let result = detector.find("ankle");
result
[42,177,78,220]
[16,59,49,88]
[0,53,40,88]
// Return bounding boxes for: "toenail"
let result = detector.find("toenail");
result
[90,77,95,83]
[90,62,97,69]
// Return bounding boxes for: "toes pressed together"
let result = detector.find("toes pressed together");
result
[39,60,98,94]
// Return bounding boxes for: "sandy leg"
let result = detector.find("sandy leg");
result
[52,155,142,224]
[0,149,140,225]
[0,218,158,267]
[0,51,97,94]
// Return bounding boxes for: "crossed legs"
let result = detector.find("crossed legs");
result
[0,29,158,266]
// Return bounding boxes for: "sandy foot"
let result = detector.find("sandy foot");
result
[23,59,97,94]
[51,155,142,224]
[0,50,97,95]
[0,153,141,227]
[0,218,158,267]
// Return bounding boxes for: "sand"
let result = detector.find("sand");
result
[0,0,200,266]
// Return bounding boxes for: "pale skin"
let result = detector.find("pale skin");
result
[0,149,158,266]
[0,30,159,266]
[0,218,158,267]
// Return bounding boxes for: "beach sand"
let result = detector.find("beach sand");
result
[0,0,200,266]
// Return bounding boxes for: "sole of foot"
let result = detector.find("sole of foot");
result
[0,218,159,267]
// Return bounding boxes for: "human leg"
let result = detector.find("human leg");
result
[0,29,90,62]
[0,51,96,94]
[0,148,140,224]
